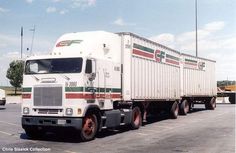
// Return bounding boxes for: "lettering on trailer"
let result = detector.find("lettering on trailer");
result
[132,43,180,66]
[184,58,205,70]
[56,40,83,47]
[198,62,206,70]
[155,50,165,63]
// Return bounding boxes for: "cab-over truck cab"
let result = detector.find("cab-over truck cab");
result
[21,31,135,141]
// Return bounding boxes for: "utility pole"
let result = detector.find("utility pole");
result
[30,25,36,55]
[20,26,23,59]
[195,0,198,57]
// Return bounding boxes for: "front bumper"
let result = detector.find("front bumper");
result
[22,116,83,130]
[0,100,6,105]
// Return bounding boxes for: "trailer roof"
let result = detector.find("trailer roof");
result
[117,32,180,54]
[117,32,216,63]
[181,53,216,63]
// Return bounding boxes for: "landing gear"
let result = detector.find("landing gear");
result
[80,114,98,141]
[130,106,142,129]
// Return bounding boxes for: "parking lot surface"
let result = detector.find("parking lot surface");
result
[0,103,235,153]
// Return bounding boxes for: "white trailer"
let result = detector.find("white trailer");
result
[180,53,217,113]
[21,31,216,141]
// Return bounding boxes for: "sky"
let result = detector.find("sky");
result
[0,0,235,86]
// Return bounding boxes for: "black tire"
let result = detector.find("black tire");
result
[170,101,179,119]
[80,114,98,141]
[130,106,142,129]
[205,97,216,110]
[179,99,189,115]
[25,127,45,139]
[229,95,235,104]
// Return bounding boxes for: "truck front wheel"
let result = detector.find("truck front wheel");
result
[80,114,98,141]
[130,106,142,129]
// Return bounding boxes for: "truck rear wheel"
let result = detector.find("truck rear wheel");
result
[179,100,189,115]
[170,101,179,119]
[130,106,142,129]
[80,114,98,141]
[205,97,216,110]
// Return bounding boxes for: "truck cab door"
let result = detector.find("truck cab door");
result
[85,59,97,100]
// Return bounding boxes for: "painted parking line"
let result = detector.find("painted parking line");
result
[136,132,149,136]
[0,120,21,127]
[0,130,13,136]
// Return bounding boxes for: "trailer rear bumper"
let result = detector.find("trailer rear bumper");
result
[22,116,83,131]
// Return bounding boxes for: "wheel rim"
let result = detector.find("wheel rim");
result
[174,105,178,116]
[133,109,141,126]
[211,98,216,108]
[209,97,216,109]
[184,101,189,113]
[82,115,96,137]
[173,102,178,117]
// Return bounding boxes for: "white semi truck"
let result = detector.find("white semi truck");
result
[21,31,217,141]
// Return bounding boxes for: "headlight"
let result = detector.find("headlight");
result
[23,107,29,114]
[66,108,73,115]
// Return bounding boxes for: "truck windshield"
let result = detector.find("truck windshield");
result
[25,58,83,74]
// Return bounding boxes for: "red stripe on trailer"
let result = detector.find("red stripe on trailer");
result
[66,93,122,99]
[166,59,179,65]
[185,62,197,66]
[133,49,154,59]
[111,94,122,98]
[22,94,31,99]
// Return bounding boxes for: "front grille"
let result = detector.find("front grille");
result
[34,86,62,106]
[38,109,62,114]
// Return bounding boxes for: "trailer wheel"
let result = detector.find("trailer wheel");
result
[229,95,235,104]
[170,101,179,119]
[205,97,216,110]
[179,100,189,115]
[80,114,98,141]
[130,106,142,129]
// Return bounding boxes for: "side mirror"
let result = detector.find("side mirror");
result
[89,72,96,81]
[86,59,96,81]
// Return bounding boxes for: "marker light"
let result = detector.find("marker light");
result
[77,108,82,115]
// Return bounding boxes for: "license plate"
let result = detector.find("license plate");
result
[57,119,66,125]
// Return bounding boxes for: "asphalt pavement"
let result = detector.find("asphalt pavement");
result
[0,103,235,153]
